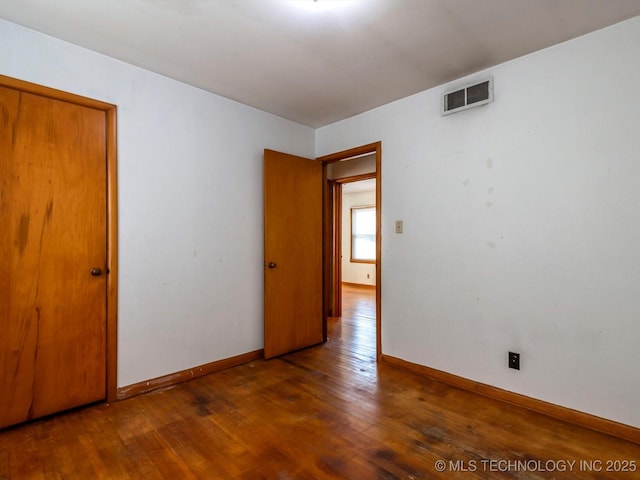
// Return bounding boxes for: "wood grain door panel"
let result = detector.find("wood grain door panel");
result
[264,150,323,359]
[0,86,107,428]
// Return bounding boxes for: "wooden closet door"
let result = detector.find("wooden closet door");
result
[0,85,107,428]
[263,149,324,359]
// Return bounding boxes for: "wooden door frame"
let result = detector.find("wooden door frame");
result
[330,180,342,318]
[318,142,382,360]
[1,75,118,402]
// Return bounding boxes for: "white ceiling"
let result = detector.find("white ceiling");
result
[2,0,640,127]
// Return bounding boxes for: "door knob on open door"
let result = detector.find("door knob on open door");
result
[90,267,103,276]
[268,262,277,269]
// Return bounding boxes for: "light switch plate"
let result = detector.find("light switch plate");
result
[395,220,403,234]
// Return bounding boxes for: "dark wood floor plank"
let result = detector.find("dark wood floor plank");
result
[1,284,639,479]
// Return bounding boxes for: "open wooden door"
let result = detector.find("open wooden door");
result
[0,84,109,429]
[264,149,323,359]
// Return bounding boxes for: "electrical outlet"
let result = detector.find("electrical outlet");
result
[508,352,520,370]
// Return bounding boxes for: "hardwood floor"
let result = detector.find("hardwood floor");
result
[1,283,639,479]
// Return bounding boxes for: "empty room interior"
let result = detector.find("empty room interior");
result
[2,1,640,478]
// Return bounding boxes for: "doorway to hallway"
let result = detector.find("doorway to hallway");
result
[319,141,381,360]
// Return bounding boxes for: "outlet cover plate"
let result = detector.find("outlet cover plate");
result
[509,351,520,370]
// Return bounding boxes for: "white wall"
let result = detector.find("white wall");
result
[342,190,376,286]
[0,18,315,388]
[317,17,640,428]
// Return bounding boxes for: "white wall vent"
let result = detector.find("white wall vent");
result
[442,77,493,115]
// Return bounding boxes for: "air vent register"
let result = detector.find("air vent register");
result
[442,77,493,115]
